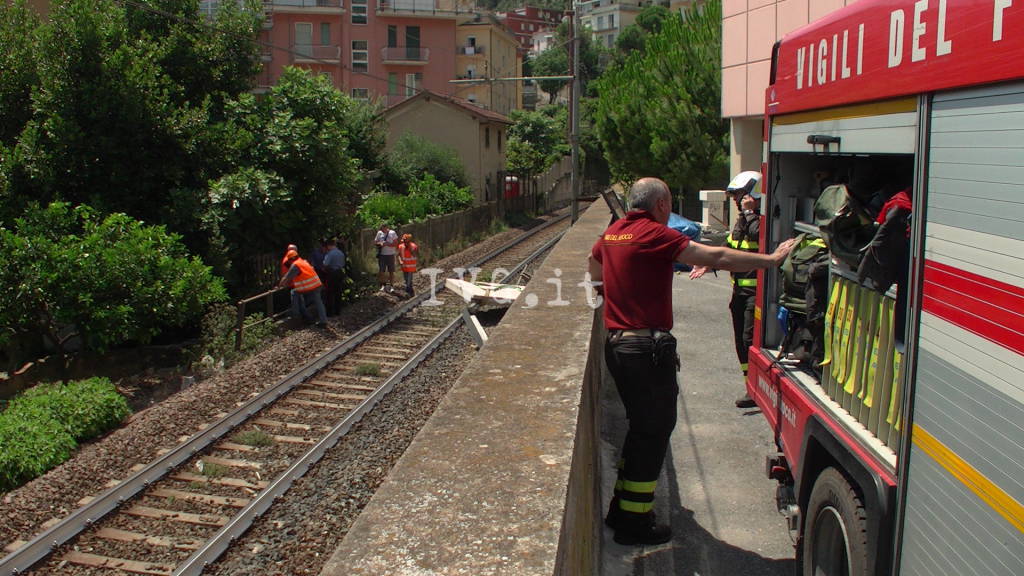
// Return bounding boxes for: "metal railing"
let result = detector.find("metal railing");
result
[381,46,430,62]
[456,45,485,55]
[292,44,341,61]
[234,288,289,350]
[269,0,341,6]
[377,0,474,14]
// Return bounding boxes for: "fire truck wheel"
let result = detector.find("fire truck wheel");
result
[802,467,868,576]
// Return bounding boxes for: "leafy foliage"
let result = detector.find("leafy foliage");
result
[0,405,76,492]
[11,378,130,441]
[207,68,379,282]
[0,376,128,492]
[615,5,670,57]
[506,107,569,179]
[358,175,473,228]
[384,132,469,193]
[0,202,226,357]
[593,0,728,194]
[196,303,275,370]
[529,19,605,104]
[0,1,386,295]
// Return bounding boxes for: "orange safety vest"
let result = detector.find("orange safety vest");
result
[289,258,323,293]
[398,242,418,273]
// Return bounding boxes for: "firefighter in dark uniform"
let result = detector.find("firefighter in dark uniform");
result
[590,178,794,546]
[690,171,763,407]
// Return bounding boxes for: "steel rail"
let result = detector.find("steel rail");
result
[174,313,464,574]
[0,213,571,575]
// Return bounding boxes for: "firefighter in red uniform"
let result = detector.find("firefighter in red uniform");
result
[278,249,328,327]
[589,178,794,545]
[396,233,419,297]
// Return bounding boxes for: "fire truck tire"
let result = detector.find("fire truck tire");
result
[802,467,868,576]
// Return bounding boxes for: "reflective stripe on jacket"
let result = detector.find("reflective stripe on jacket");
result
[728,211,760,287]
[398,242,418,273]
[291,258,322,292]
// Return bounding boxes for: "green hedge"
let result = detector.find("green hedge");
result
[0,377,130,492]
[358,174,474,228]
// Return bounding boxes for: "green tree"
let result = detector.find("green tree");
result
[4,0,263,228]
[0,0,39,146]
[615,5,670,56]
[207,68,376,279]
[506,107,569,187]
[530,46,569,105]
[530,19,604,104]
[385,132,469,193]
[593,0,727,196]
[0,202,226,362]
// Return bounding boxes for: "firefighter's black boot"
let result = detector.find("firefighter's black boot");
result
[613,510,672,546]
[605,496,622,529]
[605,459,626,528]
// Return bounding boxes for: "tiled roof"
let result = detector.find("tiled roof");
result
[385,90,513,125]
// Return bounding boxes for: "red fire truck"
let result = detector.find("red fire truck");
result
[749,1,1024,575]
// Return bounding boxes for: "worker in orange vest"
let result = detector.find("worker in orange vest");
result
[278,249,327,327]
[397,233,419,297]
[280,243,298,277]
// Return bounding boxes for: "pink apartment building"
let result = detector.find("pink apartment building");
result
[721,0,858,179]
[257,0,475,106]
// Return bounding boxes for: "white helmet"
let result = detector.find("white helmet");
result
[726,170,762,200]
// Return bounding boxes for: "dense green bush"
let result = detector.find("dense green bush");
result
[358,175,473,228]
[10,378,130,441]
[0,202,226,361]
[0,377,128,492]
[0,407,77,492]
[384,133,469,193]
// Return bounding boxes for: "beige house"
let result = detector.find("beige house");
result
[454,14,523,116]
[384,90,512,204]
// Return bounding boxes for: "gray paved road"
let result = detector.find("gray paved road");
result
[600,270,797,575]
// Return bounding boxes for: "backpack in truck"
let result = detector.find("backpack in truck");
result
[778,233,829,315]
[778,233,830,367]
[814,184,876,270]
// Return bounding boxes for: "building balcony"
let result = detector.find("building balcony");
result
[456,45,485,55]
[381,46,430,64]
[377,0,474,19]
[268,0,341,9]
[292,44,341,62]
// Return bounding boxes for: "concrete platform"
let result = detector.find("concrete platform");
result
[318,201,796,575]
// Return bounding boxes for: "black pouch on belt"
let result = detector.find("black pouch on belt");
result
[651,331,680,371]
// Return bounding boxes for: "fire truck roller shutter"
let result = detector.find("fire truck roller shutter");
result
[900,81,1024,576]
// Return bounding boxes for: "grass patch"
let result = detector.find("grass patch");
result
[198,460,227,478]
[233,429,274,447]
[355,363,381,377]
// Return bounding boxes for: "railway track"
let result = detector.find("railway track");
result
[2,214,569,576]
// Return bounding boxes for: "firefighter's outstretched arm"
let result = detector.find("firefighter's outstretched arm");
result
[677,238,795,273]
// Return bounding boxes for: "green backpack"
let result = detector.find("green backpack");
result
[814,184,876,269]
[779,233,829,315]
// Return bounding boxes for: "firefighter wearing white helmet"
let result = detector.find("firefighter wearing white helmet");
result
[690,170,762,408]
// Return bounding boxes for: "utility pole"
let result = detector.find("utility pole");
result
[568,5,581,224]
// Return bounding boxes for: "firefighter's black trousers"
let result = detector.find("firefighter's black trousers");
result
[729,286,756,375]
[605,331,679,510]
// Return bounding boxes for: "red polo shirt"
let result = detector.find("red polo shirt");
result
[591,210,690,331]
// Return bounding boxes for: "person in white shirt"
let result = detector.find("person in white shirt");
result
[373,223,399,292]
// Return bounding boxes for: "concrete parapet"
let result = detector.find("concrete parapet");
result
[319,201,612,575]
